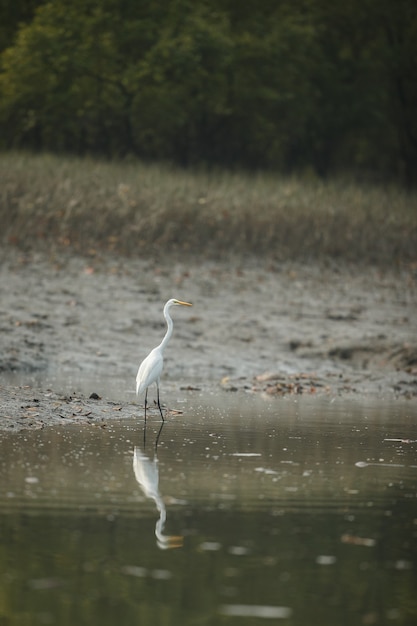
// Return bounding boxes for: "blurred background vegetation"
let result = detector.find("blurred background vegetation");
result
[2,152,416,264]
[1,0,416,264]
[1,0,416,184]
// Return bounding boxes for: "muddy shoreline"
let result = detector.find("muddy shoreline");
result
[1,252,416,431]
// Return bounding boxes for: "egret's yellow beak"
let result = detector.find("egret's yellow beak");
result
[175,300,192,306]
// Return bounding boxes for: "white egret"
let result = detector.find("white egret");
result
[136,298,192,421]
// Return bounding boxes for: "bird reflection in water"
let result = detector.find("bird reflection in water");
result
[133,425,183,550]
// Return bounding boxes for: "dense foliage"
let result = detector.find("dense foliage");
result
[0,0,416,183]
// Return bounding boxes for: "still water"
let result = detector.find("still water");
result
[0,393,416,625]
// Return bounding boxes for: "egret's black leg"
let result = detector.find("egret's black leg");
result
[144,388,148,425]
[155,422,164,450]
[156,383,165,421]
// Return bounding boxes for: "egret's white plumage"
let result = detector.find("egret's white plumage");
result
[136,298,192,421]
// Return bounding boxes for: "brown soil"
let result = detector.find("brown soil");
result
[1,252,416,431]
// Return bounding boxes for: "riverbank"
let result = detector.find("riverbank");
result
[1,252,416,431]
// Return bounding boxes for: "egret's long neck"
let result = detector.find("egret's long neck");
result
[158,305,173,353]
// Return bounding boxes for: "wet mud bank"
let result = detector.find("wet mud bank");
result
[1,252,416,431]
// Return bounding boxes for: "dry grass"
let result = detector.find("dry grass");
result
[1,151,416,265]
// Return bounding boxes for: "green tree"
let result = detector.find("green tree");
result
[0,0,416,182]
[375,0,417,184]
[305,0,417,182]
[127,2,234,164]
[0,0,45,52]
[0,0,135,153]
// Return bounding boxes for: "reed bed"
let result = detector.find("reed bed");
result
[1,152,416,265]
